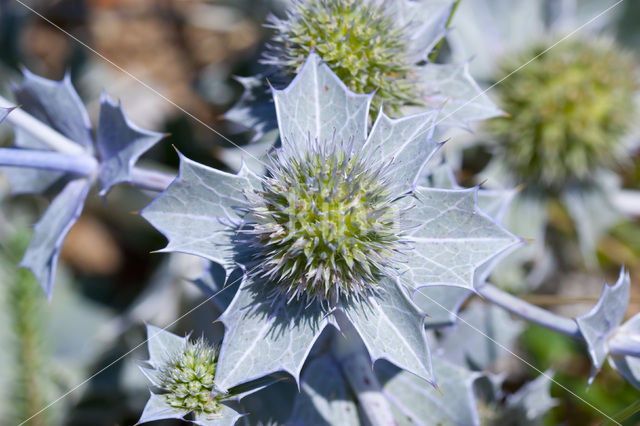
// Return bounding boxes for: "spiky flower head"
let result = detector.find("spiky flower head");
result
[264,0,418,114]
[245,139,406,304]
[491,37,638,192]
[156,338,222,415]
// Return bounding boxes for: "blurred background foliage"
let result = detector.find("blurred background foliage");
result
[0,0,639,425]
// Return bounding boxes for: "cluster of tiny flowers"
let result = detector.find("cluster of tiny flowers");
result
[157,338,222,415]
[264,0,417,114]
[491,37,638,192]
[245,140,406,304]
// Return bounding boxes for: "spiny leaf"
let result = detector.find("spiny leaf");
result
[223,74,277,142]
[96,94,164,195]
[140,153,259,276]
[0,106,10,123]
[364,110,441,186]
[403,186,520,292]
[608,313,640,390]
[412,285,472,329]
[215,276,336,390]
[19,178,90,300]
[273,52,372,150]
[288,354,359,426]
[576,268,630,384]
[137,392,188,425]
[413,62,504,129]
[376,356,482,426]
[341,277,433,384]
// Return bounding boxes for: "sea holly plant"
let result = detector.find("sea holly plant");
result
[225,0,502,142]
[141,52,520,393]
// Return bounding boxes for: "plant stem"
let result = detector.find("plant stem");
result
[478,283,640,357]
[130,167,175,193]
[0,96,84,155]
[0,147,97,176]
[332,311,396,426]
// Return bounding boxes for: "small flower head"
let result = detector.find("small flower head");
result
[245,139,405,304]
[491,37,638,191]
[157,338,222,415]
[264,0,418,114]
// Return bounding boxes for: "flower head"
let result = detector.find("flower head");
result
[264,0,418,114]
[245,138,406,304]
[491,37,638,191]
[157,337,222,414]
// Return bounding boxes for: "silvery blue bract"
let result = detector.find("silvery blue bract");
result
[0,71,163,299]
[141,53,519,392]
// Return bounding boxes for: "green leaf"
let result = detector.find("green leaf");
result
[576,268,630,384]
[377,356,482,426]
[341,277,433,384]
[215,278,336,390]
[414,62,504,129]
[288,355,359,426]
[273,52,372,150]
[365,110,441,186]
[96,94,165,195]
[19,178,90,299]
[141,153,259,275]
[403,186,520,291]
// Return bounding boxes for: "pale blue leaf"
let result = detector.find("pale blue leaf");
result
[412,285,472,329]
[141,153,259,275]
[193,263,241,312]
[193,405,244,426]
[19,178,90,299]
[96,94,165,195]
[136,391,188,425]
[273,53,372,151]
[403,186,520,291]
[377,356,482,426]
[341,277,433,384]
[143,324,188,368]
[501,372,557,424]
[288,355,359,426]
[0,106,10,123]
[13,69,93,151]
[364,110,441,186]
[415,62,504,129]
[215,277,335,390]
[437,301,524,370]
[608,313,640,390]
[223,74,277,142]
[392,0,457,61]
[575,268,630,384]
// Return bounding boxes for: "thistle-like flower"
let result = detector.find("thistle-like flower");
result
[264,0,416,114]
[245,139,406,304]
[491,37,638,192]
[142,53,518,392]
[137,326,242,426]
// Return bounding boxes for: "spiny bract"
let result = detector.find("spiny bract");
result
[264,0,417,114]
[157,338,222,415]
[245,140,405,304]
[491,37,638,191]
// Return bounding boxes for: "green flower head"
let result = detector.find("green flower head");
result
[491,37,638,191]
[157,337,221,415]
[264,0,419,114]
[244,138,406,304]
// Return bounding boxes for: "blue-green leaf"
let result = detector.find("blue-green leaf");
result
[365,110,441,186]
[490,372,557,425]
[576,268,630,384]
[19,178,90,299]
[192,406,244,426]
[215,277,336,390]
[608,313,640,390]
[341,277,433,384]
[223,74,277,143]
[412,285,472,329]
[288,354,359,426]
[96,94,164,195]
[414,62,504,129]
[141,153,259,275]
[273,52,372,151]
[403,186,520,292]
[143,324,187,368]
[137,391,188,425]
[0,106,10,124]
[377,356,482,426]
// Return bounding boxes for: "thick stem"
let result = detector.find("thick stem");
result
[0,147,98,176]
[0,96,84,155]
[130,167,175,193]
[478,283,640,357]
[332,311,396,426]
